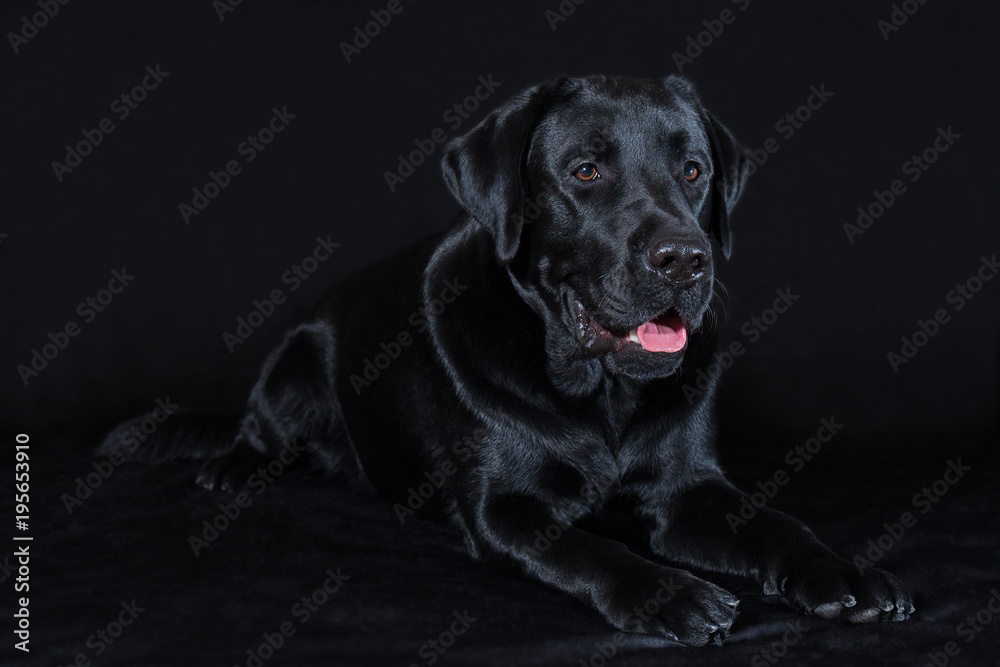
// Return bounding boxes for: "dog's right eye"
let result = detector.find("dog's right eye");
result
[683,161,701,182]
[574,164,600,181]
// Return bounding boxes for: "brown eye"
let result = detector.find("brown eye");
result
[575,163,600,181]
[683,161,700,182]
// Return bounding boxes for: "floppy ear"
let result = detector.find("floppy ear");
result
[664,75,750,260]
[441,79,576,265]
[702,112,750,260]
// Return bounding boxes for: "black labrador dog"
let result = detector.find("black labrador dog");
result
[102,75,913,645]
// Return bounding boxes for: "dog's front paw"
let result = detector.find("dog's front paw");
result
[605,568,739,646]
[195,446,270,492]
[783,556,914,623]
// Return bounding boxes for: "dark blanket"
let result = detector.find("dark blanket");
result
[14,434,1000,667]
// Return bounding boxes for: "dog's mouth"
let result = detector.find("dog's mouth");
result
[570,299,687,355]
[631,312,688,352]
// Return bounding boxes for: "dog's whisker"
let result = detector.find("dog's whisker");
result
[712,278,731,326]
[595,282,624,316]
[713,277,731,303]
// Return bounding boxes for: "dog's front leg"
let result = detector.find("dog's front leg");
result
[641,476,914,622]
[469,492,739,645]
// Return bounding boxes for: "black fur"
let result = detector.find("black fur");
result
[101,75,913,645]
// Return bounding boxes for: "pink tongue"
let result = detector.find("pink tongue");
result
[636,314,687,353]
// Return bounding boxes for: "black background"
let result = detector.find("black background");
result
[2,1,999,666]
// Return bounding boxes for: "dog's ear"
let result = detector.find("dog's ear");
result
[664,76,750,260]
[442,78,577,265]
[702,113,750,260]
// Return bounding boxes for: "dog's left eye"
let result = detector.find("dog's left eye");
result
[574,163,600,181]
[683,161,700,182]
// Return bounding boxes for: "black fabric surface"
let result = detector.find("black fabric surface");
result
[8,436,1000,666]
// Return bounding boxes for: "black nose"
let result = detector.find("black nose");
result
[646,240,710,284]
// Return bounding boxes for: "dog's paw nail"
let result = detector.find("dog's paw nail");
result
[813,602,843,619]
[850,607,881,623]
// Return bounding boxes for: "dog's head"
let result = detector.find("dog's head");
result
[442,75,750,381]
